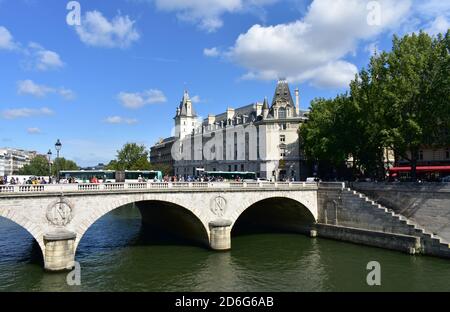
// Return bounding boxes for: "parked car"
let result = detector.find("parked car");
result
[306,177,321,183]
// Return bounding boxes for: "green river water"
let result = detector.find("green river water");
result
[0,206,449,292]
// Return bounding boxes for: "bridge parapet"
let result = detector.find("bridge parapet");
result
[0,181,320,195]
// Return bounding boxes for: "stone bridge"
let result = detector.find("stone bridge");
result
[0,182,320,271]
[2,181,449,271]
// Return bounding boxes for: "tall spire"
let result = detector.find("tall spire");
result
[262,97,269,119]
[262,97,269,110]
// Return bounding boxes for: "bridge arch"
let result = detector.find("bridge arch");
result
[231,196,317,236]
[74,196,210,253]
[0,210,45,256]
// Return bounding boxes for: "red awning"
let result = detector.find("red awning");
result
[389,166,450,173]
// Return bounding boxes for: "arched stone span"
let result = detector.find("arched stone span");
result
[0,209,45,255]
[72,195,210,252]
[136,200,210,246]
[231,197,317,235]
[229,193,318,228]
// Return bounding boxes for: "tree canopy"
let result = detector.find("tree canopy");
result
[18,156,79,177]
[300,30,450,180]
[106,143,151,171]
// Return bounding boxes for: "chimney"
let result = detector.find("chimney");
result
[295,88,300,116]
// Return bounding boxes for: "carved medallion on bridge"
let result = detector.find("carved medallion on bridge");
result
[46,196,74,227]
[211,196,227,217]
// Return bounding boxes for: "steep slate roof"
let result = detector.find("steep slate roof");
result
[178,90,197,117]
[271,79,295,108]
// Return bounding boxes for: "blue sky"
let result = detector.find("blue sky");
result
[0,0,449,166]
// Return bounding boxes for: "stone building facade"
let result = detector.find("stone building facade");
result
[168,80,309,181]
[149,136,176,173]
[398,147,450,166]
[0,148,37,176]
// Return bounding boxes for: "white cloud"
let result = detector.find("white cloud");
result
[425,15,450,35]
[191,95,202,103]
[2,107,54,119]
[75,11,140,48]
[104,116,138,125]
[203,47,220,57]
[22,42,64,71]
[0,26,17,50]
[58,88,76,100]
[153,0,278,32]
[301,61,359,89]
[17,80,53,97]
[27,127,42,134]
[0,27,64,70]
[118,89,167,109]
[228,0,412,88]
[17,80,75,100]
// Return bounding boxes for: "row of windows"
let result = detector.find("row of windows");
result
[175,165,249,175]
[418,149,450,160]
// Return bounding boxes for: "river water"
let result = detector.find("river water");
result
[0,206,449,292]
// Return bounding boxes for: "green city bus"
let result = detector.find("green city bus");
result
[60,170,116,183]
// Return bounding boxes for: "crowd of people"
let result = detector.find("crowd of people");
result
[0,176,52,185]
[1,174,292,185]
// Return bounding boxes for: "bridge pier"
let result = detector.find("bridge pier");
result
[43,229,77,272]
[209,220,232,251]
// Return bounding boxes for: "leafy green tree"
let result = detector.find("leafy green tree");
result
[107,143,151,170]
[349,51,391,179]
[301,30,450,181]
[52,158,79,176]
[18,156,50,176]
[300,94,362,180]
[381,31,450,179]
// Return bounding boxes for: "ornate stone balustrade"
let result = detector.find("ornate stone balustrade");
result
[0,181,324,194]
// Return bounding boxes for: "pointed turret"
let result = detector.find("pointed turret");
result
[262,97,269,119]
[179,90,197,117]
[174,89,198,139]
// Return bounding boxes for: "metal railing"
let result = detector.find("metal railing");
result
[0,181,327,194]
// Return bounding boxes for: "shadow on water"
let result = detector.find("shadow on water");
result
[26,241,44,266]
[232,197,315,237]
[76,203,208,256]
[134,225,207,248]
[0,217,43,266]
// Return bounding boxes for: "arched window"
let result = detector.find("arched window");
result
[278,108,286,119]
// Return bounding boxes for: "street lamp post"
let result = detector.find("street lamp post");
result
[55,139,62,182]
[47,149,52,183]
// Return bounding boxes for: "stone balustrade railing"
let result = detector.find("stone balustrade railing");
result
[0,181,329,194]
